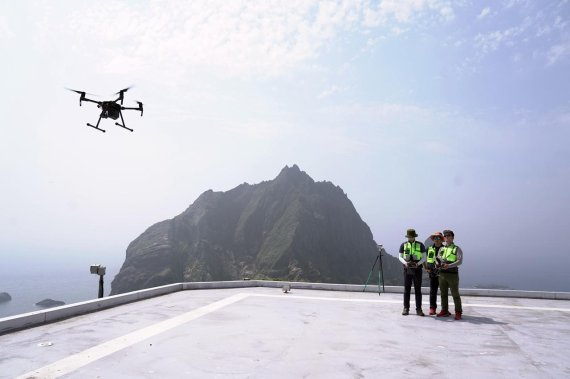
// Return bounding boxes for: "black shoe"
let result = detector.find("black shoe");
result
[416,308,425,317]
[402,308,409,316]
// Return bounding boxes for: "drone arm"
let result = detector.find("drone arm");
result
[80,97,100,108]
[121,103,143,117]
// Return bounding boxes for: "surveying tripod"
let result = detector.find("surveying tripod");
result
[363,244,385,295]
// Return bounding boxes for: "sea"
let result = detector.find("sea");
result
[0,261,121,319]
[1,256,567,319]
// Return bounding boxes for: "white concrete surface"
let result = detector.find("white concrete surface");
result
[2,281,569,336]
[1,287,569,378]
[0,283,183,335]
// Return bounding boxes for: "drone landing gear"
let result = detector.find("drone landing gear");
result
[87,124,106,132]
[115,111,133,132]
[87,115,105,133]
[115,123,133,132]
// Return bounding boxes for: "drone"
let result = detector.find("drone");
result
[67,87,143,133]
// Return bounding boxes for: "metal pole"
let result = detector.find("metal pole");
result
[378,247,385,293]
[363,255,379,292]
[98,275,104,298]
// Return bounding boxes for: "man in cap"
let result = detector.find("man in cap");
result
[437,229,464,320]
[426,232,445,315]
[398,228,426,316]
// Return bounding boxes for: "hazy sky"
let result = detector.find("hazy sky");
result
[1,1,569,290]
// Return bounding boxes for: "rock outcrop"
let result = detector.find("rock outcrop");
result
[111,165,401,294]
[0,292,11,303]
[35,299,65,308]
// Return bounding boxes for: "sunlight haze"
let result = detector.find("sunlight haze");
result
[1,0,569,291]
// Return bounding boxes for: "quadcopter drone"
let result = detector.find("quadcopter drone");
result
[67,87,143,133]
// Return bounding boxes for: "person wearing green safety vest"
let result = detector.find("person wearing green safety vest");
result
[425,232,445,315]
[436,229,464,320]
[398,228,426,316]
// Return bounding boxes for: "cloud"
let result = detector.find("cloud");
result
[473,24,527,56]
[504,0,526,9]
[319,102,431,127]
[30,0,458,79]
[363,0,455,27]
[458,1,570,70]
[317,85,342,99]
[477,7,491,20]
[546,39,570,66]
[312,101,541,163]
[0,14,14,40]
[315,101,457,151]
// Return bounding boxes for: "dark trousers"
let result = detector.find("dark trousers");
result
[429,274,439,309]
[403,267,423,310]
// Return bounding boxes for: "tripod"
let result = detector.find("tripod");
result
[363,244,385,295]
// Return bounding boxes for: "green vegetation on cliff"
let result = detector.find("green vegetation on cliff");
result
[111,165,401,295]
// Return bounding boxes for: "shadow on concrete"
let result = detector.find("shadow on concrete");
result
[433,315,508,325]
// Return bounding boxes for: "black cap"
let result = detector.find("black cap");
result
[443,229,454,237]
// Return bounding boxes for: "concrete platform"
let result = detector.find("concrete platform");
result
[1,286,569,378]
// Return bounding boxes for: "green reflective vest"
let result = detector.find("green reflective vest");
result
[427,246,439,264]
[403,242,422,262]
[442,245,458,263]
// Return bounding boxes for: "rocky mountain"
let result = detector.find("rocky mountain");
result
[110,165,401,295]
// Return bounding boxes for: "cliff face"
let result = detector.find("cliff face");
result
[110,165,400,294]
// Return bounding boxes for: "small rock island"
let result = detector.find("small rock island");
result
[0,292,12,303]
[35,299,66,308]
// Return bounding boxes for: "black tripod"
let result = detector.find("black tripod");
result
[363,244,385,295]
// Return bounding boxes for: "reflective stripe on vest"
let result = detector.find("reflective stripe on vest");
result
[442,245,458,263]
[403,242,422,262]
[427,246,438,264]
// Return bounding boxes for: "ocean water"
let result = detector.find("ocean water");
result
[0,263,120,318]
[2,257,567,319]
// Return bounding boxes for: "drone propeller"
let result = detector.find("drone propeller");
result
[66,88,84,95]
[65,88,97,96]
[136,101,144,116]
[114,86,133,95]
[114,86,133,105]
[65,88,98,106]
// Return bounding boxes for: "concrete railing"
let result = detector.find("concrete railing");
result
[0,283,183,335]
[1,280,569,335]
[255,281,570,300]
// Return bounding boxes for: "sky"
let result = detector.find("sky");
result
[1,0,569,291]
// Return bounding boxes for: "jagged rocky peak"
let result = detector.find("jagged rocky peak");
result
[110,165,402,295]
[274,164,314,185]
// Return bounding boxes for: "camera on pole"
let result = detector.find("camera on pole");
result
[90,264,106,299]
